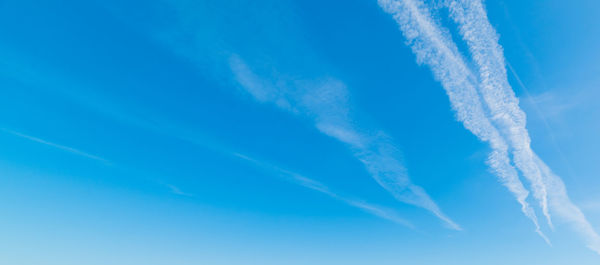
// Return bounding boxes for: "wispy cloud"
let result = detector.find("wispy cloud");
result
[233,152,414,228]
[1,128,110,164]
[521,89,581,119]
[229,54,460,230]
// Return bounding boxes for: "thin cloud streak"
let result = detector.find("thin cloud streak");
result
[233,152,414,228]
[444,0,600,252]
[229,54,460,230]
[377,0,547,242]
[1,128,110,164]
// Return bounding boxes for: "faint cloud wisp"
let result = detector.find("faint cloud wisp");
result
[1,128,111,165]
[233,152,414,228]
[229,54,460,230]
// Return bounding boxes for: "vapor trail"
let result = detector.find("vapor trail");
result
[444,0,600,252]
[377,0,548,242]
[534,155,600,254]
[445,0,551,228]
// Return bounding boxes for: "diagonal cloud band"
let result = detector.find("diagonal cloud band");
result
[445,0,552,229]
[378,0,600,252]
[377,0,548,242]
[444,0,600,253]
[229,54,460,230]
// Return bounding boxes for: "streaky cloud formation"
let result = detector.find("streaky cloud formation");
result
[444,0,600,253]
[376,0,547,242]
[379,0,600,252]
[445,0,552,229]
[1,128,110,164]
[229,54,461,230]
[233,152,414,228]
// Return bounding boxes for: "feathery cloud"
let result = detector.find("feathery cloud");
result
[229,54,460,230]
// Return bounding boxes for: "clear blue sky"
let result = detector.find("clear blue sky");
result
[1,0,600,264]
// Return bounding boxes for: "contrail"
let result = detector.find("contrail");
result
[534,155,600,254]
[229,54,460,230]
[377,0,548,242]
[445,0,552,229]
[1,128,111,164]
[443,0,600,252]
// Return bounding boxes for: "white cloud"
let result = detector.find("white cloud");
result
[445,0,552,228]
[523,90,580,119]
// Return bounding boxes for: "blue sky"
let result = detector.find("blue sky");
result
[1,0,600,264]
